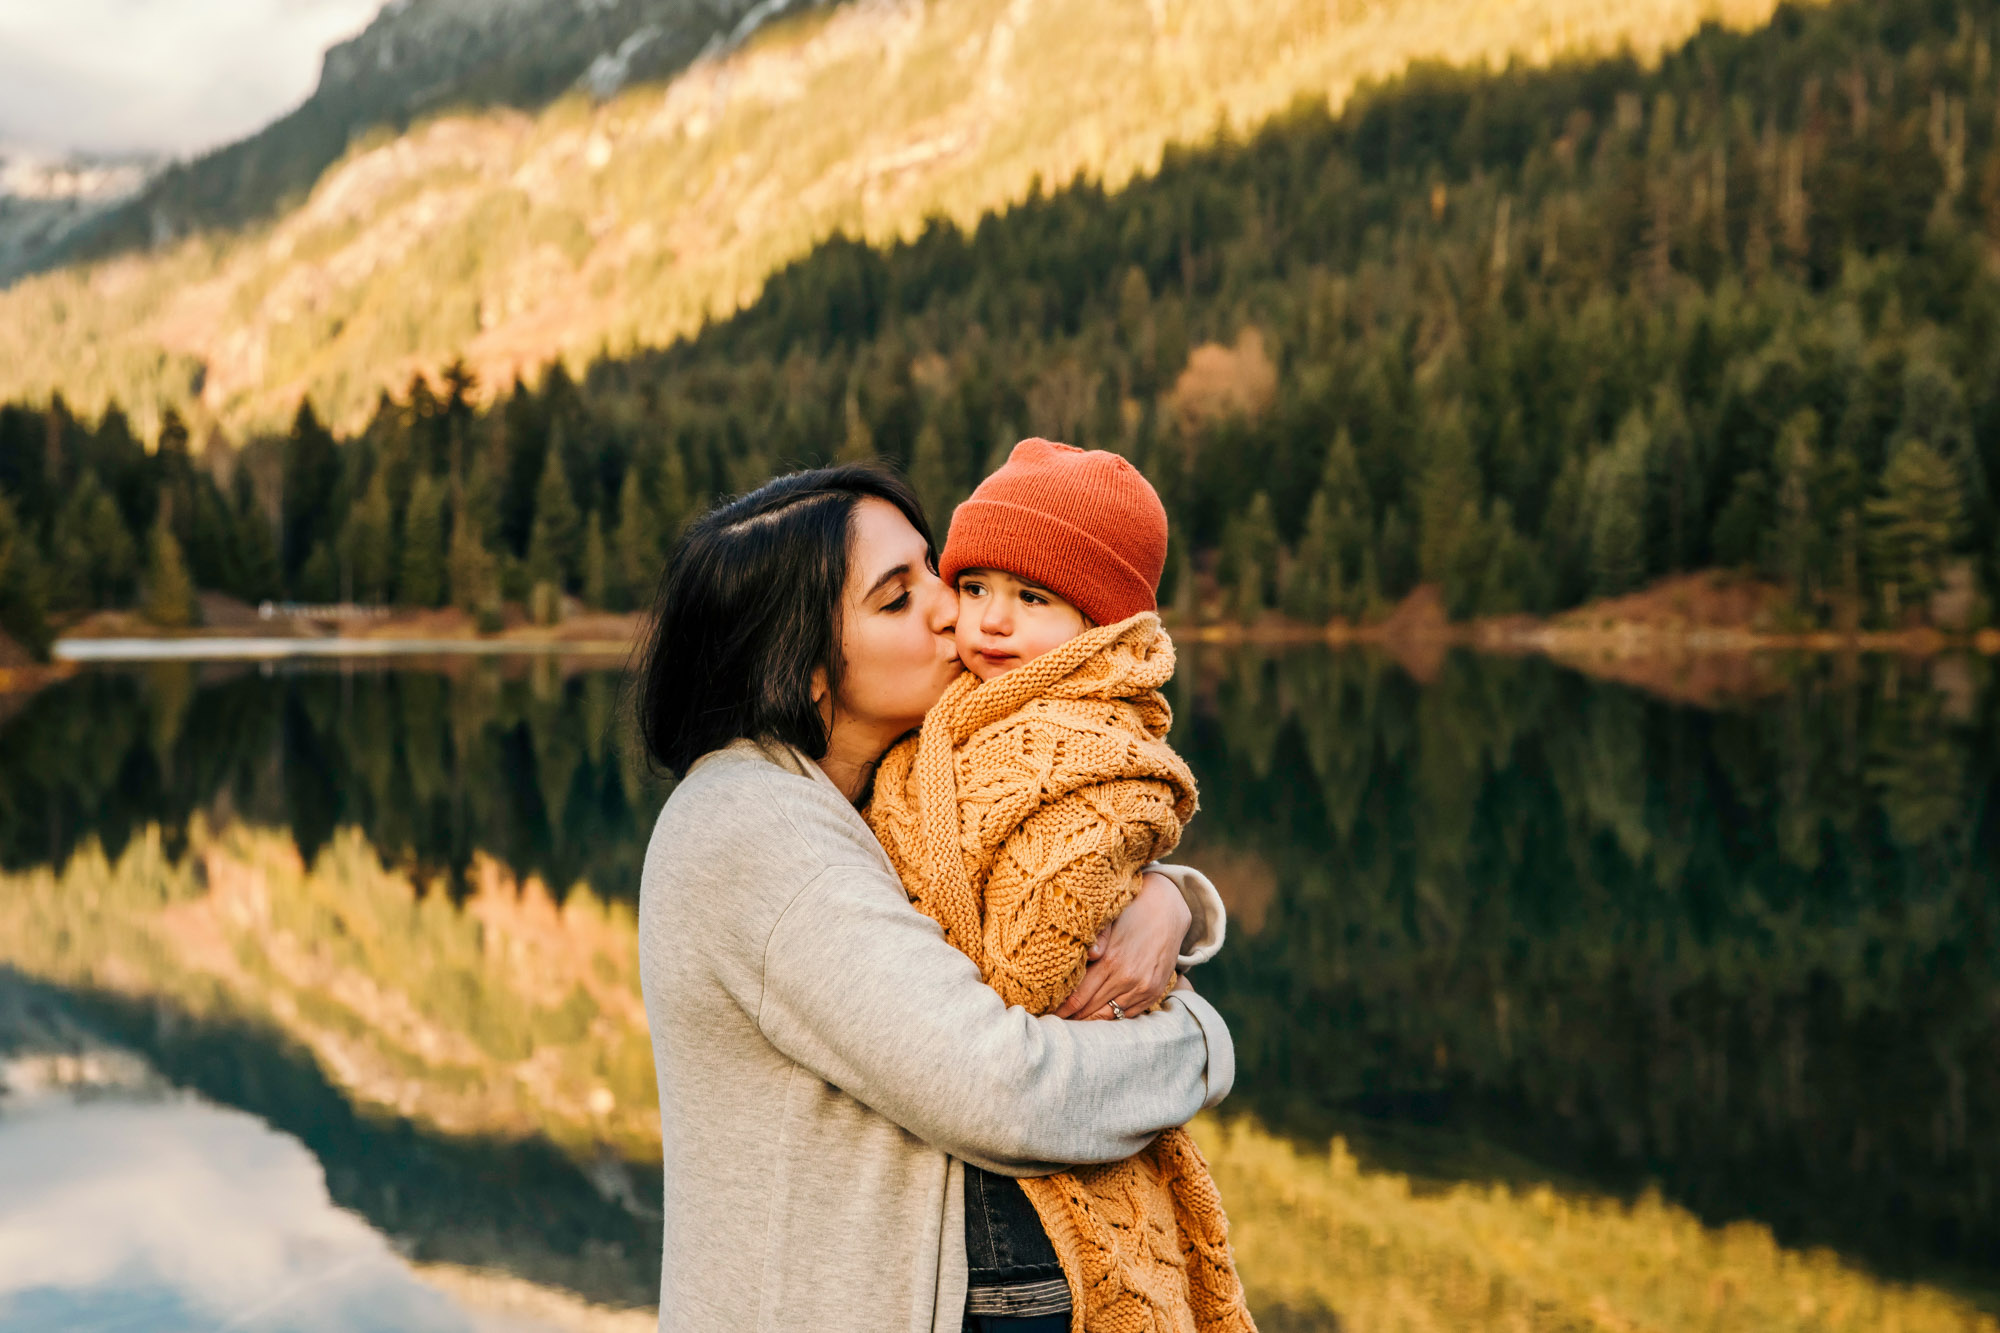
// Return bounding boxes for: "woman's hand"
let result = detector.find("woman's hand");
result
[1054,871,1190,1020]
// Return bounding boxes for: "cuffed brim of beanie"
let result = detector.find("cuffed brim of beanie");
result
[940,498,1158,628]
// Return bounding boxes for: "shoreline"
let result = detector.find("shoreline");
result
[1172,618,2000,655]
[41,622,2000,665]
[11,576,1998,711]
[51,636,637,661]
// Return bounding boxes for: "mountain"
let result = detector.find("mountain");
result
[7,0,1995,664]
[0,148,159,284]
[27,0,817,280]
[0,0,1812,438]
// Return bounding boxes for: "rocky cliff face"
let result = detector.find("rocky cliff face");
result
[17,0,816,280]
[315,0,818,118]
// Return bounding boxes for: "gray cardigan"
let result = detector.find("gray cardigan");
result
[638,739,1235,1332]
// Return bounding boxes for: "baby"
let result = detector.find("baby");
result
[866,438,1255,1333]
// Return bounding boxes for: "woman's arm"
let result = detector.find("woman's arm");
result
[1144,861,1228,967]
[1052,862,1229,1019]
[974,777,1187,1015]
[752,860,1234,1174]
[1052,872,1185,1019]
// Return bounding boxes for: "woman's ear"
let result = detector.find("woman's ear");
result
[810,665,833,727]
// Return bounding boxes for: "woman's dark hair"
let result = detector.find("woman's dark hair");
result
[635,463,935,776]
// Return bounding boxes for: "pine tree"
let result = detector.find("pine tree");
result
[448,490,500,623]
[231,490,281,603]
[1895,353,1981,508]
[1649,384,1698,572]
[527,444,582,591]
[157,407,191,463]
[656,442,691,540]
[1116,266,1156,392]
[42,510,86,616]
[399,473,448,607]
[0,491,51,658]
[282,399,342,584]
[1587,410,1651,598]
[297,541,339,603]
[613,468,661,611]
[1540,454,1589,606]
[908,421,954,529]
[1867,437,1964,623]
[1285,489,1341,623]
[47,470,123,610]
[181,482,239,596]
[1417,411,1489,615]
[143,507,197,628]
[836,395,876,464]
[582,511,609,609]
[1220,492,1280,623]
[1711,469,1772,572]
[1476,500,1535,615]
[1771,409,1821,608]
[1377,505,1416,600]
[339,470,395,603]
[1285,428,1374,621]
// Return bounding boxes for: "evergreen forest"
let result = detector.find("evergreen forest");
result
[7,0,2000,655]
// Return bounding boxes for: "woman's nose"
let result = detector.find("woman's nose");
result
[924,577,958,635]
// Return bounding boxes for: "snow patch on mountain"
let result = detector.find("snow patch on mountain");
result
[0,148,159,283]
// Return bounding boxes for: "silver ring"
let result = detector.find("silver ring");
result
[1109,998,1125,1020]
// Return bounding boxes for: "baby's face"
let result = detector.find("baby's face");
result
[954,569,1090,681]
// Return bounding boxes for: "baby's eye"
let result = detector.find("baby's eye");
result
[959,583,985,598]
[1021,590,1047,606]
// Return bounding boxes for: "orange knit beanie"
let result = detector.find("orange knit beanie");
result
[939,438,1168,628]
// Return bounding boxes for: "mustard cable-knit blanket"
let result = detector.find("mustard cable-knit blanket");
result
[865,612,1256,1333]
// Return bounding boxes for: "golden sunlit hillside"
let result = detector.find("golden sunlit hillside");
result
[0,0,1817,437]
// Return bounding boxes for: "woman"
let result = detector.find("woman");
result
[635,464,1234,1332]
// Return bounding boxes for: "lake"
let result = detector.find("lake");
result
[0,647,1995,1332]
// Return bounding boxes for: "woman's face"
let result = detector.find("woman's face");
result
[826,498,962,742]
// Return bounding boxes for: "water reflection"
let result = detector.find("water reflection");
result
[0,657,657,899]
[1175,647,2000,1289]
[0,649,1996,1328]
[0,974,613,1333]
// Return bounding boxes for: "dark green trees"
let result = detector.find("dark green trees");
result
[6,0,2000,636]
[1220,493,1280,623]
[526,441,582,622]
[143,509,197,628]
[1285,431,1376,624]
[400,474,448,608]
[1868,439,1965,624]
[0,492,50,656]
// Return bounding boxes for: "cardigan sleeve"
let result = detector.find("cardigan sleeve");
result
[1141,861,1228,968]
[753,858,1231,1174]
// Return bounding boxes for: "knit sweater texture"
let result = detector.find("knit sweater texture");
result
[866,613,1257,1333]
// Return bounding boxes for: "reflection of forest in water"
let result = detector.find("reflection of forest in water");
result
[1169,647,1999,1287]
[2,649,1997,1315]
[0,656,662,899]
